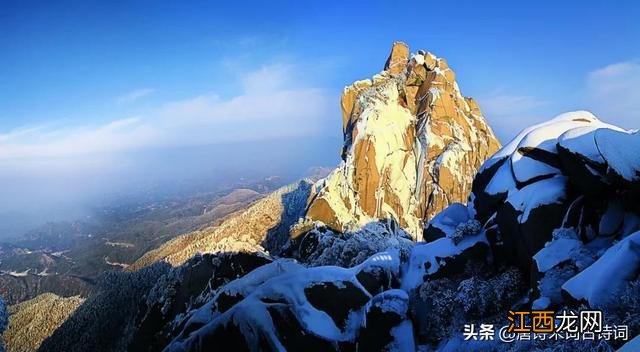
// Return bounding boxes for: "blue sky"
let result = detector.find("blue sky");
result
[1,0,639,156]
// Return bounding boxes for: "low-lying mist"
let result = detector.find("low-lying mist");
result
[0,136,341,239]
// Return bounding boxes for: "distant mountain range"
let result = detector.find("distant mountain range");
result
[0,175,294,305]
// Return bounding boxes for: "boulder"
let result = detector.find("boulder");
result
[164,251,402,351]
[471,111,640,270]
[130,252,272,352]
[423,202,471,242]
[562,231,640,308]
[359,289,414,351]
[401,233,489,291]
[287,219,413,268]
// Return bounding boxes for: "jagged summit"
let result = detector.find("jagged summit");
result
[299,42,500,239]
[127,42,502,269]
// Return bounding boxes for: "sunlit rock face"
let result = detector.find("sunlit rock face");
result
[301,42,500,239]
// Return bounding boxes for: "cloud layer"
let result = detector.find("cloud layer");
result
[479,60,640,142]
[0,64,336,159]
[116,88,155,105]
[477,91,548,141]
[585,60,640,129]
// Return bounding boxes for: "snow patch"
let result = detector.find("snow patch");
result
[401,233,488,291]
[562,231,640,308]
[506,175,567,223]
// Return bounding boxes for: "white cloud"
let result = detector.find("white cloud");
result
[479,93,546,117]
[476,61,640,142]
[116,88,155,105]
[0,64,335,159]
[477,91,548,141]
[585,60,640,129]
[0,117,154,158]
[241,64,292,93]
[0,125,47,143]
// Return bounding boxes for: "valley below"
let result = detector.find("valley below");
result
[0,175,291,305]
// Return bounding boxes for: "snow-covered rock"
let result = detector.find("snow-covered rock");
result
[285,219,414,267]
[158,259,306,351]
[469,110,640,325]
[423,202,471,242]
[596,128,640,183]
[562,231,640,308]
[130,180,312,269]
[401,232,489,292]
[471,111,640,269]
[360,289,415,351]
[130,252,273,351]
[301,42,500,240]
[129,87,640,352]
[164,250,404,351]
[33,43,640,352]
[533,236,583,273]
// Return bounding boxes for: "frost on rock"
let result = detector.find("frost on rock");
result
[423,202,471,242]
[533,236,582,273]
[401,232,489,292]
[448,219,481,245]
[130,181,312,270]
[301,42,500,240]
[466,109,640,330]
[596,128,640,182]
[562,231,640,308]
[471,110,640,269]
[163,250,405,351]
[409,267,523,346]
[285,219,414,267]
[130,252,272,351]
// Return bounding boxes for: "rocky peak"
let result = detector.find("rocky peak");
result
[383,41,410,75]
[298,42,501,239]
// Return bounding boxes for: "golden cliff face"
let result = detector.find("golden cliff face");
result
[301,42,500,239]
